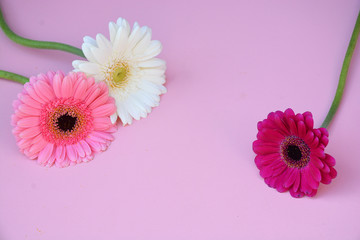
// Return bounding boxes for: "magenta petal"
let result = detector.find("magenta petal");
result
[324,154,336,167]
[329,167,337,179]
[296,121,306,138]
[309,163,321,182]
[289,188,304,198]
[283,169,298,188]
[304,115,314,129]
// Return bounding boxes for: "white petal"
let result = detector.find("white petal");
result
[123,99,141,120]
[83,36,98,47]
[137,40,162,61]
[113,26,129,54]
[82,43,98,63]
[138,58,166,69]
[96,34,112,52]
[79,62,102,75]
[138,80,163,95]
[142,75,166,85]
[131,92,152,113]
[141,68,166,77]
[132,28,152,56]
[110,112,118,124]
[128,24,146,51]
[137,89,159,107]
[109,21,119,42]
[72,60,88,70]
[91,46,110,64]
[127,94,148,116]
[116,18,130,35]
[116,102,133,125]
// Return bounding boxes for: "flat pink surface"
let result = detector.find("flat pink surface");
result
[1,0,360,239]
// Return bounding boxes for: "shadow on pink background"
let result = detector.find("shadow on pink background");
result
[0,0,359,239]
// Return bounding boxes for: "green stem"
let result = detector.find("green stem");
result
[0,6,85,58]
[321,10,360,129]
[0,70,28,84]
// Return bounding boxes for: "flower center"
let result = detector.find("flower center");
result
[112,67,128,85]
[280,136,310,168]
[105,60,131,89]
[286,145,302,161]
[40,98,93,145]
[56,113,77,132]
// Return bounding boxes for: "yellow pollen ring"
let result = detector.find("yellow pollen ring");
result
[106,61,130,89]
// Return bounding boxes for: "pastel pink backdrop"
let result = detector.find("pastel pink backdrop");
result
[0,0,359,239]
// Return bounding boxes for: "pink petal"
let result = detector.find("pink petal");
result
[73,80,87,100]
[17,117,40,128]
[19,94,42,109]
[92,103,116,117]
[91,131,115,141]
[52,74,63,98]
[19,126,41,139]
[34,80,55,102]
[18,104,41,116]
[85,87,101,106]
[55,145,66,162]
[85,138,102,152]
[66,144,78,162]
[17,139,32,150]
[29,135,48,154]
[37,143,54,165]
[79,140,92,156]
[93,117,113,131]
[88,92,111,110]
[75,142,85,158]
[25,83,46,104]
[61,76,74,98]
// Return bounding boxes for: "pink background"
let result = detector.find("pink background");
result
[1,0,360,239]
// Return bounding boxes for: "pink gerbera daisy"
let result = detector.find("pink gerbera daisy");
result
[253,108,337,198]
[11,71,116,167]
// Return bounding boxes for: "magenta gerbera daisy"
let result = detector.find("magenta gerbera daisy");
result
[253,108,337,198]
[11,71,116,167]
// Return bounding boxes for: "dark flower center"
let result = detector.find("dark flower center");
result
[280,136,310,168]
[56,113,77,132]
[286,145,302,161]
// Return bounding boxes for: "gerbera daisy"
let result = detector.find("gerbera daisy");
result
[72,18,166,125]
[253,109,337,198]
[11,71,116,167]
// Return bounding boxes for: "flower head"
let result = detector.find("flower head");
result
[12,71,116,167]
[72,18,166,125]
[253,108,337,198]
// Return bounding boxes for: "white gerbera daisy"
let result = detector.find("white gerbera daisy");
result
[72,18,166,125]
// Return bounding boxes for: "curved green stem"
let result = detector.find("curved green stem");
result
[321,11,360,129]
[0,6,85,58]
[0,70,28,84]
